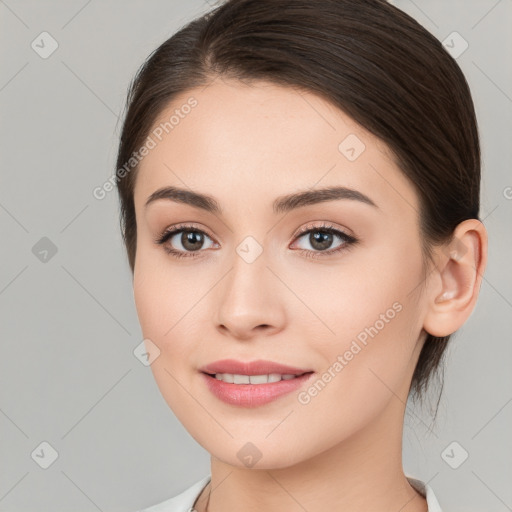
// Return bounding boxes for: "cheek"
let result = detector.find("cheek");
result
[133,243,197,340]
[288,299,422,458]
[132,268,167,340]
[298,240,425,395]
[133,258,198,416]
[132,248,214,388]
[288,238,422,343]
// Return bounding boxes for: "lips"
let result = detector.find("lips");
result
[199,359,315,407]
[199,359,312,376]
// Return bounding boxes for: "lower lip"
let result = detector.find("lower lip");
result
[201,372,314,407]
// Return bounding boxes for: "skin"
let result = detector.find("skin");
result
[132,77,487,511]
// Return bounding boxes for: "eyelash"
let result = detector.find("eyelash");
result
[154,222,358,260]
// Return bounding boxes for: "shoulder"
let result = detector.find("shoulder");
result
[406,475,443,512]
[137,475,211,512]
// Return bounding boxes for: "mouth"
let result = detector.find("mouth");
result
[200,370,315,407]
[199,358,313,377]
[202,371,313,384]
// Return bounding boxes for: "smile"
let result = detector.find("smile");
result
[201,371,315,407]
[211,373,303,383]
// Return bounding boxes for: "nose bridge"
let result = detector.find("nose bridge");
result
[214,234,285,338]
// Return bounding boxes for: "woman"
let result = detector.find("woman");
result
[115,0,487,510]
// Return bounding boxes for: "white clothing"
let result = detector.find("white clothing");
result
[138,474,443,511]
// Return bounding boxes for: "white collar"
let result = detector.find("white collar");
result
[139,474,443,511]
[406,475,443,512]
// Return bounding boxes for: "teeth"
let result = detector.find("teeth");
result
[214,373,299,384]
[248,374,268,384]
[233,374,250,384]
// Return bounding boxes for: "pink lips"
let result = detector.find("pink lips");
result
[199,359,314,407]
[199,359,312,376]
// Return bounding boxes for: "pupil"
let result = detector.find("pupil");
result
[311,231,332,250]
[182,231,203,251]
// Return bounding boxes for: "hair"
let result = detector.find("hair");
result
[115,0,481,411]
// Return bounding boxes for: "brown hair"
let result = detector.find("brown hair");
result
[115,0,481,407]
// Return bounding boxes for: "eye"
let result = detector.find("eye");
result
[155,222,358,260]
[291,223,357,259]
[154,223,217,259]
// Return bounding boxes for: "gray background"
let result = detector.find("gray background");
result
[0,0,510,511]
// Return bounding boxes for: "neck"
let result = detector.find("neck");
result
[197,395,428,512]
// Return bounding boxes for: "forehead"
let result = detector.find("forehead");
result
[133,78,418,219]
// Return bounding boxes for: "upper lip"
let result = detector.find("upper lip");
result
[200,359,313,376]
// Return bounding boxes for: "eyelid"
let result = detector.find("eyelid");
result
[153,222,217,245]
[155,221,353,245]
[289,222,357,256]
[155,221,358,259]
[291,221,355,241]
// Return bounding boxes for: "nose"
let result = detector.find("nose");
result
[213,250,286,341]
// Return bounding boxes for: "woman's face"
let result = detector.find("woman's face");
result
[132,78,430,469]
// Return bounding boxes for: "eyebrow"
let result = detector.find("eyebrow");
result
[144,185,378,214]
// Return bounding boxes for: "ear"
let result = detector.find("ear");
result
[423,219,488,337]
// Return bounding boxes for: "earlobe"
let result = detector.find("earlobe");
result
[423,219,488,337]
